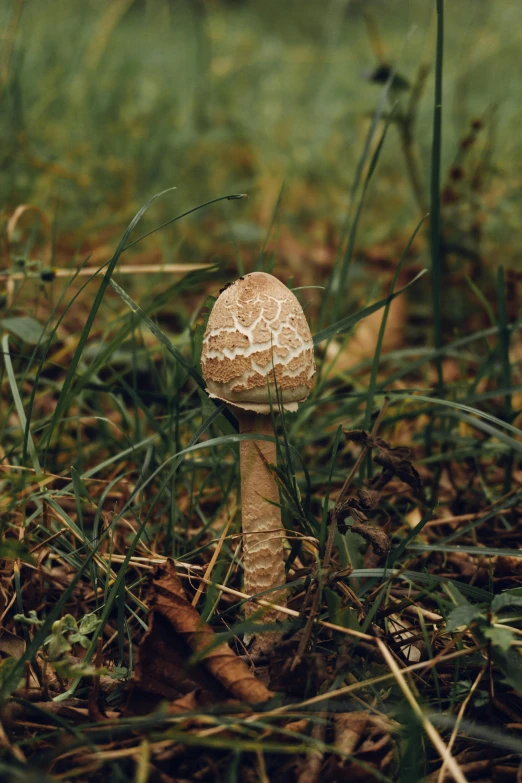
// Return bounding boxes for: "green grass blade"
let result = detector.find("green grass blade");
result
[349,568,492,602]
[313,269,427,345]
[20,256,92,463]
[319,72,394,329]
[430,0,445,392]
[496,266,514,492]
[122,193,248,252]
[42,188,177,463]
[389,508,434,566]
[329,102,394,325]
[108,276,239,432]
[109,277,206,390]
[390,393,522,440]
[407,543,522,559]
[258,179,286,271]
[364,214,428,429]
[2,334,41,474]
[320,425,343,557]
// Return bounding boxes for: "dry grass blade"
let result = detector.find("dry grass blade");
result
[376,638,470,783]
[191,506,237,608]
[436,667,486,783]
[0,263,212,280]
[177,571,374,642]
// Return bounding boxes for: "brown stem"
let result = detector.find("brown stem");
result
[238,411,286,623]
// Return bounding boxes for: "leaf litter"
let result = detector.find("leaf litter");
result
[1,273,522,781]
[130,559,273,711]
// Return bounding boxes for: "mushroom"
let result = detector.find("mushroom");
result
[201,272,316,627]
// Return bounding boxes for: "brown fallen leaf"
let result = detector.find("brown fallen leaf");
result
[168,691,200,714]
[0,630,25,658]
[344,430,424,500]
[297,715,326,783]
[131,560,273,710]
[373,451,424,497]
[350,524,391,557]
[324,712,396,782]
[333,712,370,756]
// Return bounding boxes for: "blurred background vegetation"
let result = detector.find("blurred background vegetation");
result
[2,0,521,281]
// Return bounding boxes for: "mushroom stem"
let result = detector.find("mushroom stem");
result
[238,410,286,623]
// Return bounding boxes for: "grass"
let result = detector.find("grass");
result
[1,0,522,781]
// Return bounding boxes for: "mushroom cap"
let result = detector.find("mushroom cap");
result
[201,272,316,413]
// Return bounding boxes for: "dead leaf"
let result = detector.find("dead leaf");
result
[168,691,199,714]
[330,495,390,557]
[356,489,380,510]
[131,560,272,710]
[332,712,369,756]
[373,451,423,497]
[297,715,326,783]
[343,429,372,445]
[350,524,391,557]
[341,429,424,504]
[324,712,396,782]
[0,629,25,658]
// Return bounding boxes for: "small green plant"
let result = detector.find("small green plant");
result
[446,590,522,691]
[14,610,102,677]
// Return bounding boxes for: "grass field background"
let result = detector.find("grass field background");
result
[2,0,521,257]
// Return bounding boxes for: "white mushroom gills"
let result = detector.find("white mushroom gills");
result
[201,272,316,627]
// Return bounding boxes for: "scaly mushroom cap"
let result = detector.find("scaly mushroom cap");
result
[201,272,316,413]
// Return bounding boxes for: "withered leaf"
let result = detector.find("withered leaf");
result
[344,430,410,454]
[373,452,423,495]
[169,690,199,713]
[342,430,422,498]
[324,712,395,782]
[343,429,371,445]
[132,560,272,710]
[377,442,412,460]
[356,489,380,510]
[0,629,25,658]
[350,524,391,556]
[333,711,370,756]
[342,499,368,525]
[330,498,368,534]
[368,468,394,492]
